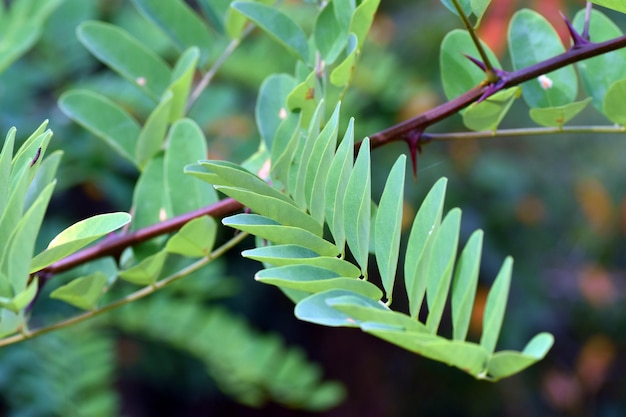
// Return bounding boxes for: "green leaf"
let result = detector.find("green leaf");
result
[291,100,324,209]
[59,90,140,165]
[0,279,37,313]
[349,0,381,49]
[256,265,383,300]
[325,119,354,251]
[374,155,406,303]
[197,0,231,33]
[471,0,492,22]
[165,216,217,257]
[404,178,447,318]
[216,186,322,236]
[30,212,131,273]
[119,250,168,285]
[440,29,501,101]
[270,111,301,185]
[194,160,296,207]
[167,47,200,122]
[50,272,108,310]
[2,181,55,292]
[223,214,339,256]
[451,230,483,341]
[77,21,172,100]
[529,98,592,127]
[480,256,513,354]
[130,0,213,67]
[136,91,172,170]
[24,150,62,210]
[343,137,371,274]
[295,289,365,327]
[286,70,320,128]
[314,3,347,66]
[131,154,168,231]
[330,34,358,86]
[574,9,626,111]
[590,0,626,14]
[440,0,472,17]
[231,2,309,62]
[463,87,520,131]
[164,119,217,216]
[603,79,626,124]
[327,294,427,332]
[242,245,361,277]
[486,333,554,380]
[333,1,355,31]
[425,208,461,333]
[0,127,15,213]
[508,9,577,108]
[305,103,341,224]
[256,74,297,150]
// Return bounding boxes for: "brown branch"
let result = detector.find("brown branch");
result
[42,32,626,278]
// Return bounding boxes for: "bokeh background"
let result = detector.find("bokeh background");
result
[1,0,625,415]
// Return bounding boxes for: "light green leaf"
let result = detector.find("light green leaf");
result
[603,79,626,124]
[291,100,324,209]
[440,0,472,17]
[404,178,447,318]
[242,245,361,277]
[440,29,501,101]
[256,73,297,150]
[166,216,217,257]
[24,150,62,210]
[196,0,231,33]
[349,0,380,48]
[590,0,626,14]
[131,154,168,231]
[486,333,554,380]
[425,209,461,333]
[529,98,592,127]
[223,214,339,256]
[164,118,217,216]
[256,265,382,300]
[194,160,296,207]
[77,21,172,100]
[471,0,492,23]
[12,128,52,185]
[480,256,513,353]
[333,0,355,31]
[463,87,520,131]
[295,289,365,327]
[270,111,301,185]
[50,272,108,310]
[119,250,168,285]
[130,0,213,67]
[325,119,354,251]
[508,9,577,108]
[136,91,172,170]
[231,1,309,62]
[343,137,371,274]
[375,155,406,303]
[167,47,199,122]
[216,186,322,236]
[30,212,131,273]
[574,9,626,111]
[306,103,341,224]
[330,34,358,86]
[451,230,483,341]
[59,90,140,165]
[0,127,15,213]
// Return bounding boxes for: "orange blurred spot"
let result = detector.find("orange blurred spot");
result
[401,201,415,231]
[541,369,582,411]
[207,115,253,139]
[576,334,616,393]
[396,90,440,123]
[620,196,626,234]
[575,178,615,236]
[369,14,395,46]
[469,285,488,337]
[578,265,615,307]
[515,194,546,225]
[447,140,480,173]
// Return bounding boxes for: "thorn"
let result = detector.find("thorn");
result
[465,54,487,72]
[404,131,423,180]
[561,12,592,49]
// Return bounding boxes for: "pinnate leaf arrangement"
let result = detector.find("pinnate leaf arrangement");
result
[1,0,626,412]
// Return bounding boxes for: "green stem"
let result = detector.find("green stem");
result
[3,232,249,347]
[451,0,497,83]
[423,125,626,141]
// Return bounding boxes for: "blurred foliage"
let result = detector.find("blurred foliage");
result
[0,0,625,416]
